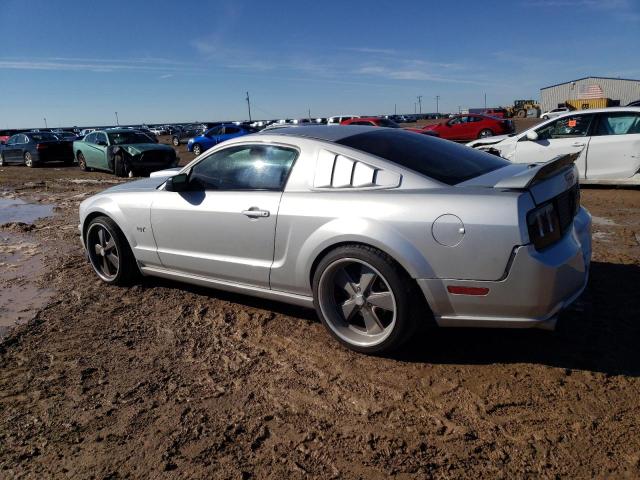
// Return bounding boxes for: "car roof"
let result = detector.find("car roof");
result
[553,106,640,117]
[257,125,382,142]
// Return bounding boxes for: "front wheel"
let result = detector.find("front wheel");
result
[542,115,548,120]
[312,245,418,354]
[113,154,128,177]
[192,144,202,156]
[478,128,494,138]
[85,216,138,285]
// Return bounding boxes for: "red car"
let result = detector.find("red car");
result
[407,114,514,141]
[0,130,17,144]
[340,117,401,128]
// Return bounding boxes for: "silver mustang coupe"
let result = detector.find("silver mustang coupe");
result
[79,126,591,354]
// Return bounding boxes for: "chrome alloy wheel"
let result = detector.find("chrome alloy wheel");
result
[87,223,120,281]
[318,258,397,347]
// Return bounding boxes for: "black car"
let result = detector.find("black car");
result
[0,131,74,167]
[171,124,205,146]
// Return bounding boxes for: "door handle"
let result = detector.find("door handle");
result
[571,142,586,147]
[242,207,270,218]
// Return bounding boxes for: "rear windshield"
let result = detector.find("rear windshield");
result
[29,132,58,142]
[336,129,508,185]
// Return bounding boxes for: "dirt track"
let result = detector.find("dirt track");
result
[1,137,640,478]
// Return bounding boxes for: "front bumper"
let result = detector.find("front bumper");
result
[418,207,592,329]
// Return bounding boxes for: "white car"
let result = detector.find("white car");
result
[467,107,640,185]
[327,115,360,125]
[541,107,571,120]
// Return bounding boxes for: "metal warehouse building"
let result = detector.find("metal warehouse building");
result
[540,76,640,112]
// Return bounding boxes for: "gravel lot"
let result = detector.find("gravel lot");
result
[1,127,639,479]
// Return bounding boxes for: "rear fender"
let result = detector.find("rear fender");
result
[297,217,436,289]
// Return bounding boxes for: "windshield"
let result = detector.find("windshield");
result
[107,131,154,145]
[336,129,509,185]
[30,132,58,142]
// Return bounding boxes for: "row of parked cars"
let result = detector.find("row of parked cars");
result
[3,107,639,184]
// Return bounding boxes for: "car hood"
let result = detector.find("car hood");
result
[466,134,513,147]
[100,176,167,194]
[119,143,174,155]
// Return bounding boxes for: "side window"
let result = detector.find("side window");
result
[190,144,298,191]
[85,133,97,144]
[18,134,28,144]
[206,127,222,136]
[536,115,594,140]
[224,126,240,134]
[96,133,108,145]
[448,117,462,126]
[6,135,17,145]
[595,113,640,136]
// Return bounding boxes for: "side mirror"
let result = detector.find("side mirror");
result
[526,130,539,141]
[165,172,190,192]
[96,140,107,146]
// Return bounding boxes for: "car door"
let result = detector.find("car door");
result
[584,111,640,180]
[85,132,109,170]
[150,143,298,287]
[512,114,594,177]
[2,135,20,162]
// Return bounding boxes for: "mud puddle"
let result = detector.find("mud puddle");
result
[0,197,54,224]
[0,197,55,337]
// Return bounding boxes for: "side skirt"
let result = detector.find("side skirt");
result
[140,265,314,308]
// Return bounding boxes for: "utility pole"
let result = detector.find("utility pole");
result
[115,112,119,126]
[417,95,423,115]
[394,103,397,115]
[43,117,47,128]
[245,92,252,122]
[458,105,461,114]
[484,93,487,109]
[308,108,311,121]
[435,95,440,114]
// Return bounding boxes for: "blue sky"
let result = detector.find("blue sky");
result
[0,0,638,127]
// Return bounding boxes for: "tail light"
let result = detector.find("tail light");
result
[527,202,561,250]
[36,143,48,150]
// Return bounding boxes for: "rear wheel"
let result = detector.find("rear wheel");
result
[192,143,202,156]
[312,245,419,354]
[542,115,549,120]
[78,152,88,171]
[85,216,137,285]
[24,151,35,167]
[478,128,494,138]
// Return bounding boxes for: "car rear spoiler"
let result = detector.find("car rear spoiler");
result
[494,152,579,189]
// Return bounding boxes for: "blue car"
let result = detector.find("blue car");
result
[187,124,255,155]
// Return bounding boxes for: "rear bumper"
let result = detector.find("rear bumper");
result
[418,207,592,329]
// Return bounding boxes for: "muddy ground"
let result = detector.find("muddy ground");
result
[1,130,639,479]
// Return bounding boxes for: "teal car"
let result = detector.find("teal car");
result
[74,129,178,177]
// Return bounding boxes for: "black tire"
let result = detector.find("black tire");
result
[478,128,494,139]
[172,137,180,147]
[192,143,202,156]
[113,153,127,177]
[0,153,4,166]
[517,109,526,118]
[312,244,419,355]
[24,151,36,168]
[78,152,88,171]
[85,216,138,286]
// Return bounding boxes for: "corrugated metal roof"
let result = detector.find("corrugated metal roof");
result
[541,76,640,90]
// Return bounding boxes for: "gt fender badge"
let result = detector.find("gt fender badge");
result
[137,226,146,233]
